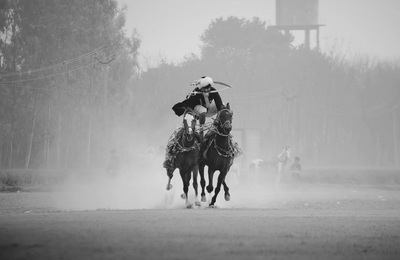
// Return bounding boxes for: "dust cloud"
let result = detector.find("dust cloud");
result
[49,157,374,211]
[51,153,168,211]
[49,120,397,211]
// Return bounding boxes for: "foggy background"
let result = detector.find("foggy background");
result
[0,0,399,209]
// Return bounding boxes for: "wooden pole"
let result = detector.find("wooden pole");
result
[103,65,109,163]
[393,109,399,168]
[305,29,310,49]
[25,96,37,169]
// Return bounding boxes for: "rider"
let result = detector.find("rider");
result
[172,76,224,143]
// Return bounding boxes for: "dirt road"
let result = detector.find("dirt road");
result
[1,184,400,259]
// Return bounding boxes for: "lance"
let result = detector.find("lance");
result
[189,80,233,95]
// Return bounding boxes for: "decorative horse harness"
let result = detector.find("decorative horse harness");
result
[202,109,240,159]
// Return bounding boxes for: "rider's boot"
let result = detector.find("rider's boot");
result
[199,112,206,143]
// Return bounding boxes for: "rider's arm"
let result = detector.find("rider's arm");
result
[172,101,187,116]
[172,88,202,116]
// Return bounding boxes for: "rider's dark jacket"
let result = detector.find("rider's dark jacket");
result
[172,86,223,116]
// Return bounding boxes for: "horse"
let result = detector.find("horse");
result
[165,109,201,208]
[199,103,238,207]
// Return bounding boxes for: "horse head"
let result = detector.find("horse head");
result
[182,108,197,144]
[215,103,233,135]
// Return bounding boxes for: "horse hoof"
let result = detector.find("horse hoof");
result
[225,195,230,201]
[209,204,216,208]
[181,194,186,199]
[186,204,193,209]
[195,201,201,207]
[201,196,207,202]
[166,184,173,190]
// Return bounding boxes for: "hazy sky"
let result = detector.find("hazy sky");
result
[117,0,400,66]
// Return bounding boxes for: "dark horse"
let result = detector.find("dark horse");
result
[199,103,235,207]
[165,109,201,208]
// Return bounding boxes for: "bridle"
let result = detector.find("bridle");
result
[182,116,196,141]
[177,109,198,151]
[214,108,233,136]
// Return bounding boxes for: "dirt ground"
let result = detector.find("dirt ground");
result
[1,177,400,260]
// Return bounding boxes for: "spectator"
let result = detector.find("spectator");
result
[290,156,302,182]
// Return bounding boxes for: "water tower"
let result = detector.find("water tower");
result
[270,0,323,49]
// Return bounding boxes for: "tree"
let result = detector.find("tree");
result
[0,0,140,169]
[201,16,292,59]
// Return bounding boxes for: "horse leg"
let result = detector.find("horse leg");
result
[199,163,207,202]
[199,112,206,143]
[210,172,226,206]
[192,166,201,206]
[223,162,233,201]
[222,180,230,201]
[180,170,192,208]
[206,167,215,194]
[166,167,175,190]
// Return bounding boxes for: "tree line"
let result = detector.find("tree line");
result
[0,2,399,170]
[132,17,400,169]
[0,0,140,169]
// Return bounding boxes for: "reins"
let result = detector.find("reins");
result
[196,122,213,132]
[195,109,232,136]
[176,135,198,152]
[210,138,236,158]
[210,125,230,137]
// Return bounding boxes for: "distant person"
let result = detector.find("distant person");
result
[290,156,302,182]
[275,146,291,190]
[107,149,120,177]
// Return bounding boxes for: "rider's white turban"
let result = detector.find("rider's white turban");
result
[191,76,213,88]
